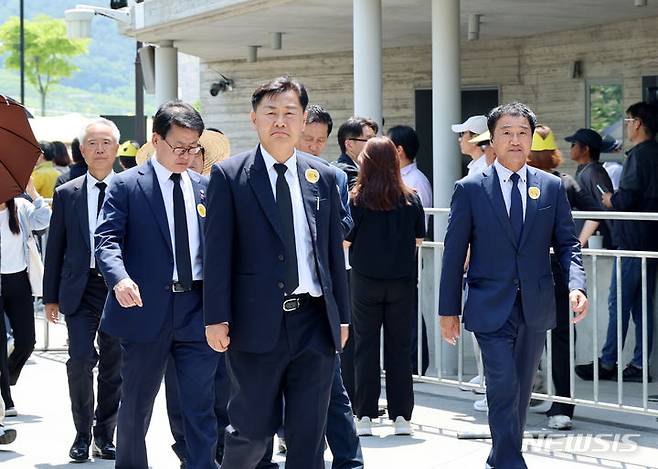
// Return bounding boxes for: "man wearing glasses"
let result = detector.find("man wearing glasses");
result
[451,115,489,176]
[95,101,219,469]
[333,117,378,189]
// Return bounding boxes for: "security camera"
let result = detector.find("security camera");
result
[64,8,95,39]
[210,74,234,96]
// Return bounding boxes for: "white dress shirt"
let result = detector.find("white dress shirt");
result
[260,145,322,297]
[467,154,489,176]
[493,160,528,220]
[87,171,115,268]
[151,156,203,281]
[401,162,433,209]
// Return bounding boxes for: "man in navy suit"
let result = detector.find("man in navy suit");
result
[94,101,218,469]
[43,118,122,462]
[439,102,588,469]
[204,76,351,469]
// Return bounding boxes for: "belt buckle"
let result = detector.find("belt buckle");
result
[283,298,299,312]
[171,282,186,293]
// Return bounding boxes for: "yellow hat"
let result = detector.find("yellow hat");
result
[136,130,231,176]
[468,130,490,144]
[531,129,558,151]
[117,140,139,158]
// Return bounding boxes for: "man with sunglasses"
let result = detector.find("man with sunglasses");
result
[333,117,378,189]
[95,101,219,469]
[451,115,489,176]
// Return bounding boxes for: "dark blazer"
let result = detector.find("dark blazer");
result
[55,161,88,189]
[439,165,586,333]
[203,146,350,353]
[332,153,359,190]
[94,160,208,342]
[43,175,97,315]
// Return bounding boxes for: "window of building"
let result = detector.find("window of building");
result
[586,82,623,142]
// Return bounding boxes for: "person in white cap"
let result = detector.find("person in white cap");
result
[451,115,489,175]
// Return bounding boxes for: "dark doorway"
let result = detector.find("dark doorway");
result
[414,88,499,188]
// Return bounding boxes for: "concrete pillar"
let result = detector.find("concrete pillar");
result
[353,0,382,129]
[155,40,178,105]
[431,0,462,374]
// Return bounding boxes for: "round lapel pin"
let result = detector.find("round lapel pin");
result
[305,168,320,184]
[197,203,206,218]
[528,186,540,200]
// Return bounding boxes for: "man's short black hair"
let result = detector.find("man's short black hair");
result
[152,100,204,139]
[39,141,55,161]
[251,76,309,112]
[70,138,84,163]
[487,102,537,136]
[306,104,333,136]
[386,125,420,161]
[627,101,658,138]
[337,117,379,154]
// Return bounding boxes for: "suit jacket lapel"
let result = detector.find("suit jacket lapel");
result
[482,166,518,248]
[73,176,91,251]
[519,167,541,249]
[189,171,206,253]
[246,147,285,243]
[137,160,173,255]
[296,155,319,243]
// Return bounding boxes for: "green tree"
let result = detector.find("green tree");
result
[0,15,88,116]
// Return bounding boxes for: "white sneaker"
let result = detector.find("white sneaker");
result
[473,396,488,412]
[356,417,372,437]
[4,407,17,417]
[393,416,413,435]
[547,415,573,430]
[460,375,483,392]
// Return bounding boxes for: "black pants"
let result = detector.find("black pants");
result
[351,271,414,420]
[64,274,121,440]
[1,270,36,386]
[340,272,355,403]
[0,297,13,409]
[546,274,575,418]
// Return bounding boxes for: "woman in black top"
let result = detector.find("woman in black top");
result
[346,137,425,436]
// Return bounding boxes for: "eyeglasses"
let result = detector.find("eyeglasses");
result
[348,137,370,143]
[624,118,637,124]
[162,138,204,156]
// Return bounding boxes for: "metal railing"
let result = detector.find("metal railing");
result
[412,208,658,417]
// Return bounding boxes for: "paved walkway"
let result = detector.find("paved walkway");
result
[1,352,657,468]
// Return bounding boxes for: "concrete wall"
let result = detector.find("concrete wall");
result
[200,14,658,163]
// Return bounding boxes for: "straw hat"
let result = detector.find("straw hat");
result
[135,129,230,175]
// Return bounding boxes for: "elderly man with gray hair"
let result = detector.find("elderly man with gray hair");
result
[43,117,122,462]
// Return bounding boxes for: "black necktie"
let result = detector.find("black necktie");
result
[170,173,193,288]
[509,172,523,244]
[95,181,107,217]
[274,163,299,294]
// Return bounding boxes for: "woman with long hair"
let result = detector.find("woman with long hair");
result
[51,141,72,175]
[0,179,51,416]
[346,136,426,437]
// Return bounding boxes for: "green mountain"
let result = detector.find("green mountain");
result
[0,0,155,116]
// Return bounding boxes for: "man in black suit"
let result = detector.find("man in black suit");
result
[204,76,351,469]
[43,118,122,462]
[332,117,378,189]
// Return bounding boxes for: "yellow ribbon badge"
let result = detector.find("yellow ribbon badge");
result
[305,168,320,184]
[528,186,540,200]
[197,203,206,218]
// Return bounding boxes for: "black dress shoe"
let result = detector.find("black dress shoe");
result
[620,364,653,383]
[575,360,616,381]
[69,434,90,462]
[92,438,116,460]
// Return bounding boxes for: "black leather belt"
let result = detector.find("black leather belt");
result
[282,293,316,312]
[171,280,203,293]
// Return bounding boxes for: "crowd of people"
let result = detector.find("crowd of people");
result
[0,75,657,469]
